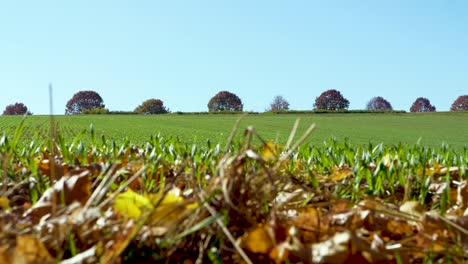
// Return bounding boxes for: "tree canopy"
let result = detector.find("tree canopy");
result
[450,95,468,111]
[313,89,349,110]
[134,99,169,114]
[3,102,31,115]
[267,95,290,111]
[410,97,436,112]
[207,91,243,112]
[65,91,105,115]
[366,96,393,111]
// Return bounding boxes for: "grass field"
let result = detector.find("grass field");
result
[0,112,467,149]
[1,111,468,263]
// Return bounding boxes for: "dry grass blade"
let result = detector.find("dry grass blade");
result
[83,163,118,209]
[277,122,316,167]
[285,118,300,150]
[199,192,254,264]
[437,214,468,236]
[99,165,148,209]
[224,113,248,152]
[170,213,221,242]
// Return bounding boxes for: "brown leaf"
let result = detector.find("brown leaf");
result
[24,171,91,221]
[0,245,10,264]
[13,235,54,264]
[100,220,138,263]
[294,207,325,243]
[309,231,352,264]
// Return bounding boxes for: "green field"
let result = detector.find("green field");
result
[1,111,468,263]
[1,112,467,149]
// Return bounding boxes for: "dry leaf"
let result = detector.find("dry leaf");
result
[113,189,153,219]
[242,225,273,254]
[309,231,351,263]
[330,166,353,182]
[399,201,424,219]
[0,196,10,210]
[262,141,281,161]
[13,235,54,264]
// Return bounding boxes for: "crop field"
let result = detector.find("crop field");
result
[0,112,468,263]
[0,112,467,149]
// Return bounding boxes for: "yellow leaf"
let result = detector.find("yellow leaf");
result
[242,225,273,254]
[262,141,281,161]
[146,188,198,226]
[0,197,10,210]
[113,189,153,219]
[149,187,197,208]
[330,166,353,181]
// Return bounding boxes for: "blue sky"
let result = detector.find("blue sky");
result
[1,0,467,114]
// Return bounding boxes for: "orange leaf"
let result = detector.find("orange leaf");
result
[242,225,273,254]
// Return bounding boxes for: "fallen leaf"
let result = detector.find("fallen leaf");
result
[113,189,153,219]
[262,141,281,161]
[0,196,10,210]
[13,235,54,264]
[242,225,273,254]
[399,201,424,219]
[309,231,351,263]
[330,166,353,182]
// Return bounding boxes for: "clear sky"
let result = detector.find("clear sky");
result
[1,0,467,114]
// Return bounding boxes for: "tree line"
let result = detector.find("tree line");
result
[2,89,468,115]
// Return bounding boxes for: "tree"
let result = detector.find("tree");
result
[65,90,105,114]
[134,99,169,114]
[450,95,468,111]
[313,89,349,110]
[208,91,243,112]
[3,102,31,115]
[410,97,436,112]
[366,96,393,111]
[267,95,290,111]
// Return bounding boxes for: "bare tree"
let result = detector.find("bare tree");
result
[267,95,290,111]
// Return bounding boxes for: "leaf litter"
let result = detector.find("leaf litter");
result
[0,121,467,263]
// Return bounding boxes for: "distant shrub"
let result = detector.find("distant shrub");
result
[264,110,406,115]
[134,99,169,114]
[108,111,135,115]
[81,108,109,114]
[170,111,258,115]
